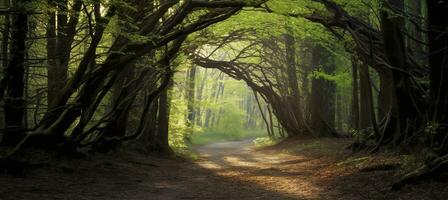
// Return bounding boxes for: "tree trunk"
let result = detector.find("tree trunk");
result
[0,14,10,139]
[336,92,343,132]
[358,63,373,130]
[284,30,308,137]
[310,45,338,137]
[155,79,173,155]
[2,8,28,145]
[195,69,208,126]
[186,66,196,127]
[139,98,159,153]
[46,0,80,109]
[405,0,427,66]
[284,32,300,102]
[427,0,448,153]
[105,66,136,138]
[351,59,360,131]
[379,0,423,145]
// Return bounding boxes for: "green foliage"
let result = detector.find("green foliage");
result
[253,136,279,147]
[217,106,245,133]
[168,97,189,150]
[167,65,270,148]
[309,66,351,87]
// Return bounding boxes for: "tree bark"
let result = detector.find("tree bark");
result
[351,59,360,131]
[186,66,196,127]
[195,68,208,126]
[155,78,173,155]
[380,0,422,145]
[358,63,373,130]
[427,0,448,153]
[105,66,136,138]
[47,0,81,109]
[284,31,308,137]
[310,45,338,137]
[0,14,10,138]
[2,7,28,145]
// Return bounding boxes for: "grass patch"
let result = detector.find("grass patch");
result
[190,129,267,145]
[172,147,200,160]
[253,137,280,148]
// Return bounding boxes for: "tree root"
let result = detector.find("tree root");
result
[360,163,400,172]
[392,155,448,190]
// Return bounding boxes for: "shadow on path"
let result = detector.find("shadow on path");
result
[1,138,447,200]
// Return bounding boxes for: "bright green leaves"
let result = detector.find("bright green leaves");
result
[265,0,320,16]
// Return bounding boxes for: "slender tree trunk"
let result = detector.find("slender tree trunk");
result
[0,14,10,137]
[358,63,373,130]
[351,59,360,131]
[46,5,58,109]
[2,7,28,145]
[186,66,196,127]
[205,73,224,128]
[336,92,343,132]
[266,105,274,137]
[213,75,225,127]
[195,69,208,126]
[254,91,271,137]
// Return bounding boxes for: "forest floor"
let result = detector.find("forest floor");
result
[1,138,448,200]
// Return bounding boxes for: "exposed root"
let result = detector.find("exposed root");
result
[360,163,400,172]
[392,154,448,190]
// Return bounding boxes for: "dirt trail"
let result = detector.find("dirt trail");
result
[0,138,447,200]
[192,139,327,199]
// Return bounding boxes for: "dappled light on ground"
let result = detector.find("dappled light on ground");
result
[1,138,447,199]
[196,140,324,199]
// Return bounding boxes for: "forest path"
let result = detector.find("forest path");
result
[1,138,446,200]
[150,138,446,200]
[189,139,326,199]
[148,138,329,200]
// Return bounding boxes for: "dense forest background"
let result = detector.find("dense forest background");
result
[0,0,447,191]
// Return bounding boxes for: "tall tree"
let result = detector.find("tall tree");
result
[0,13,10,133]
[155,79,173,155]
[378,0,424,145]
[186,66,196,127]
[310,45,338,137]
[2,1,28,145]
[46,0,82,109]
[427,0,448,152]
[350,58,360,131]
[358,62,373,131]
[284,30,305,132]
